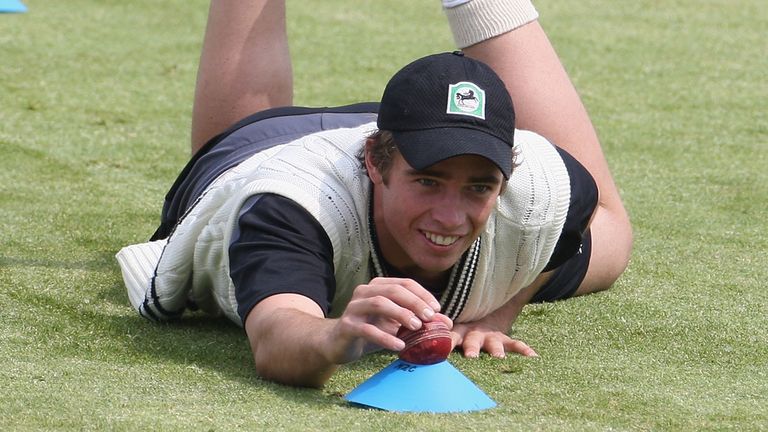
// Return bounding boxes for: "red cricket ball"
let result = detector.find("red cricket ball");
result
[397,320,452,365]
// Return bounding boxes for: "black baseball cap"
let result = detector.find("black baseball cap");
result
[377,51,516,178]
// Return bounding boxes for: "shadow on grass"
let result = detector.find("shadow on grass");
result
[0,255,112,272]
[2,247,351,408]
[120,316,342,407]
[94,276,358,408]
[0,247,333,409]
[8,247,517,410]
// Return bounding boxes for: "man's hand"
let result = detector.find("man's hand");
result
[451,320,537,358]
[448,271,555,359]
[245,277,451,387]
[327,277,451,365]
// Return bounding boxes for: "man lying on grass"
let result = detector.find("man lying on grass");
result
[117,0,632,387]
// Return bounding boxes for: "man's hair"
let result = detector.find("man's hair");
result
[357,130,399,182]
[358,129,518,186]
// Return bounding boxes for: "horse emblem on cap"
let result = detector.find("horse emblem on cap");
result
[447,81,485,119]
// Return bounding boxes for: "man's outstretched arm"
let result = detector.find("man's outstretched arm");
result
[244,279,446,388]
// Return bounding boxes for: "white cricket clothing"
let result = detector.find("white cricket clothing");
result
[443,0,539,49]
[116,122,570,325]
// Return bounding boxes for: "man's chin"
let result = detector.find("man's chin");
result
[414,259,461,276]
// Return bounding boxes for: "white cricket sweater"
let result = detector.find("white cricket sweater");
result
[116,122,570,325]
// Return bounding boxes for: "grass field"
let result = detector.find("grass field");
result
[1,0,767,430]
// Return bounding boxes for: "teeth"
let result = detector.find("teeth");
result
[425,232,459,246]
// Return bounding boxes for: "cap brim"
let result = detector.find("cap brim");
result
[392,127,513,178]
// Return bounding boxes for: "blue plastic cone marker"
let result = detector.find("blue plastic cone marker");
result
[345,359,496,413]
[0,0,27,13]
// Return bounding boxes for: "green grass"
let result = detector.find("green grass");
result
[2,0,766,430]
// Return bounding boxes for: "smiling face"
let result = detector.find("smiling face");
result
[365,141,504,286]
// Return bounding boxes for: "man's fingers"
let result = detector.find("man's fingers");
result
[459,327,483,358]
[382,277,442,313]
[356,322,406,352]
[450,330,463,352]
[333,314,404,362]
[344,295,421,332]
[455,325,538,358]
[354,278,441,324]
[503,339,538,357]
[431,313,453,329]
[337,278,454,359]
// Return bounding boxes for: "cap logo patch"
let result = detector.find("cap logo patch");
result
[447,81,485,119]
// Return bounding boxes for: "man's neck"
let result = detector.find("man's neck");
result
[378,255,451,297]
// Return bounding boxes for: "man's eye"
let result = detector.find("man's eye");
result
[417,178,437,186]
[470,185,492,193]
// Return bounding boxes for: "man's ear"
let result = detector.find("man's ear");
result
[364,138,384,185]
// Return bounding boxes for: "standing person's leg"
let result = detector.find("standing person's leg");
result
[443,0,633,294]
[191,0,293,154]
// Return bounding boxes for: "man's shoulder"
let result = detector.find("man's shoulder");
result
[511,129,567,173]
[497,128,571,224]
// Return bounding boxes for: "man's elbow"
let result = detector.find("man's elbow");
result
[576,211,633,296]
[251,344,335,389]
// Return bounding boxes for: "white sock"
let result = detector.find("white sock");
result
[442,0,471,7]
[443,0,539,48]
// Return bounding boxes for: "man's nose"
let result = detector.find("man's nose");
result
[430,192,465,229]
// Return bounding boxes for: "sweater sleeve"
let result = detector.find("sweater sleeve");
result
[542,147,598,272]
[229,194,336,323]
